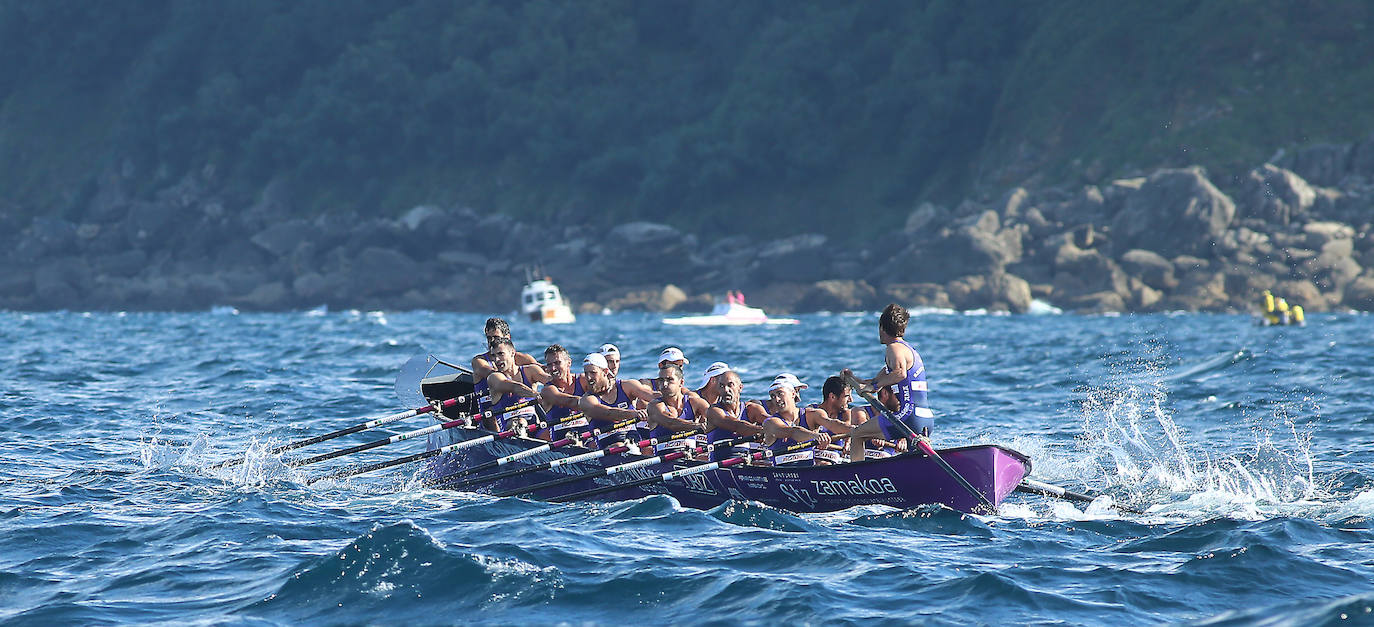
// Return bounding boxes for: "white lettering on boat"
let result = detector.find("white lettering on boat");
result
[779,484,818,509]
[809,475,897,497]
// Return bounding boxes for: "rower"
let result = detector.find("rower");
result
[640,347,690,395]
[578,353,653,450]
[848,384,907,458]
[537,344,587,442]
[471,317,537,413]
[644,364,709,458]
[841,303,934,462]
[484,338,548,432]
[702,370,764,462]
[598,343,622,379]
[749,376,831,466]
[694,361,731,405]
[800,375,854,464]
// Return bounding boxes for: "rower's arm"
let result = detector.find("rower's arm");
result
[871,343,914,388]
[805,408,852,434]
[516,351,539,366]
[764,418,828,445]
[472,355,494,380]
[579,395,644,423]
[706,407,763,437]
[647,400,701,432]
[621,378,657,403]
[488,371,537,397]
[521,363,552,384]
[540,382,580,409]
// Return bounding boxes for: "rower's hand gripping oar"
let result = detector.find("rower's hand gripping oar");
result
[1015,478,1146,514]
[492,433,758,498]
[842,372,996,513]
[547,442,770,504]
[451,428,705,493]
[285,399,538,468]
[304,403,547,485]
[208,393,476,470]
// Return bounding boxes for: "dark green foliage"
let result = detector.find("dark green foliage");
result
[0,1,1370,234]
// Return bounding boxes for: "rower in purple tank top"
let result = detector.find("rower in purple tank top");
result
[483,338,549,432]
[841,303,935,462]
[703,370,764,462]
[537,344,587,442]
[644,363,709,458]
[472,317,538,412]
[577,353,654,449]
[748,376,831,467]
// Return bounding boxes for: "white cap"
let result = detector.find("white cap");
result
[658,347,688,365]
[771,373,807,391]
[583,353,609,370]
[697,361,730,390]
[599,343,620,357]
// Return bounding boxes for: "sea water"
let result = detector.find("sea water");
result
[2,310,1372,625]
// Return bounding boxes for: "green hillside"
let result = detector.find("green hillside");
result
[1,0,1371,235]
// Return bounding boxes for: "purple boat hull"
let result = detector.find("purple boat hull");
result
[424,426,1032,513]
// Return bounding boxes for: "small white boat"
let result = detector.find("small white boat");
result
[521,276,576,324]
[663,300,799,326]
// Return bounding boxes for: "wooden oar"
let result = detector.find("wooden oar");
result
[493,434,757,498]
[433,417,640,486]
[304,410,544,485]
[842,372,996,513]
[547,447,770,503]
[450,429,700,492]
[1016,478,1146,514]
[209,393,476,469]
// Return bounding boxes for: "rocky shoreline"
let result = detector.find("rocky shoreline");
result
[5,141,1374,315]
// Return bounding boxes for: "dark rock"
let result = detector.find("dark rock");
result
[1342,275,1374,310]
[1302,221,1355,249]
[123,200,181,248]
[1126,278,1163,311]
[91,250,148,278]
[233,281,291,309]
[944,276,986,310]
[601,284,688,312]
[1238,164,1316,226]
[1274,279,1326,312]
[0,269,33,298]
[985,272,1032,313]
[882,283,953,310]
[1065,291,1125,313]
[1163,271,1228,311]
[1119,249,1177,290]
[744,281,810,313]
[31,217,79,252]
[750,234,831,284]
[1110,167,1235,258]
[904,203,945,233]
[1277,143,1353,187]
[1053,244,1127,300]
[795,280,878,312]
[349,247,421,296]
[900,210,1022,284]
[251,220,317,258]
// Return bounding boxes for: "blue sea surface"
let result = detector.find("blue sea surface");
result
[2,309,1373,625]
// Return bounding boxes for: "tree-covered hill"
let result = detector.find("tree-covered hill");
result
[2,0,1371,236]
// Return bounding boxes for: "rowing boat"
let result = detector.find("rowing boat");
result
[419,374,1030,513]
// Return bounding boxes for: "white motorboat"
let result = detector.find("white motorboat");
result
[521,276,576,324]
[663,300,799,326]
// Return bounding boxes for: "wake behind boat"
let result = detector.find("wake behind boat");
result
[664,292,799,326]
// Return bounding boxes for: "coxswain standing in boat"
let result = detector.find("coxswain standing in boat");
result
[841,303,934,462]
[472,317,538,413]
[578,352,654,450]
[644,363,709,459]
[799,375,855,464]
[748,376,832,466]
[536,344,587,442]
[484,338,549,432]
[703,370,764,462]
